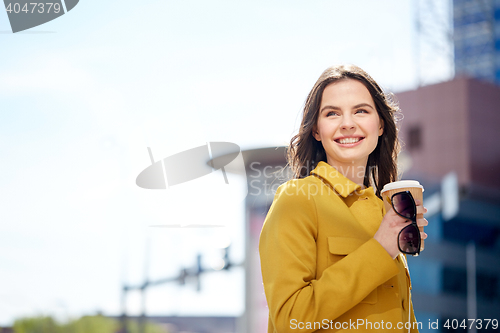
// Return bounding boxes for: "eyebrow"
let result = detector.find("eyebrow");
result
[320,103,375,113]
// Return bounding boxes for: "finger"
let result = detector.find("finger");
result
[420,231,428,239]
[417,218,428,227]
[416,206,426,215]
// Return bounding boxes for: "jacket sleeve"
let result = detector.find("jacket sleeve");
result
[259,181,400,333]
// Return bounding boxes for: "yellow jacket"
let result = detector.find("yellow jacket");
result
[259,161,419,332]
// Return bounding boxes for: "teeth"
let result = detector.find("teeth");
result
[338,137,361,144]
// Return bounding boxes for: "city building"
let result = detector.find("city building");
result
[396,76,500,332]
[453,0,500,85]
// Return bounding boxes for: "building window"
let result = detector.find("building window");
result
[442,266,499,301]
[408,126,422,151]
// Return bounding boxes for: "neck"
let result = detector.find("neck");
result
[327,159,367,186]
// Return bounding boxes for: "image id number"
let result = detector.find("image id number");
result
[444,319,498,330]
[5,3,62,14]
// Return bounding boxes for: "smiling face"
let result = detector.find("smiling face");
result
[313,79,384,173]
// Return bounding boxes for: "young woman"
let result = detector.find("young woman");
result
[259,65,427,332]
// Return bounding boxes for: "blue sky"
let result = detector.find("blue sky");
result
[0,0,452,326]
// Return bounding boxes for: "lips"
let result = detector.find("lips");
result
[335,137,365,144]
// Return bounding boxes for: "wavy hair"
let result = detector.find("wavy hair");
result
[287,64,401,197]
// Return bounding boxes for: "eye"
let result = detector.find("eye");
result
[326,111,339,117]
[355,109,369,114]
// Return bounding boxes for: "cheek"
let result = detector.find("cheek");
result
[317,119,337,134]
[367,118,382,135]
[364,121,382,147]
[315,122,326,137]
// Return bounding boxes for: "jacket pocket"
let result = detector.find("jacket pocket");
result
[327,237,378,304]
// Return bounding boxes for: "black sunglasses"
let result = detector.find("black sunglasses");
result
[390,191,421,256]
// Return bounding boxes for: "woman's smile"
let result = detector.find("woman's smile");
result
[334,136,365,146]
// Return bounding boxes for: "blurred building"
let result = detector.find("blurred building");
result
[208,146,289,332]
[237,147,288,333]
[453,0,500,85]
[396,77,500,332]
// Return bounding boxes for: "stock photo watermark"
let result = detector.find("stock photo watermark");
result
[247,161,376,199]
[3,0,79,33]
[136,142,245,189]
[289,318,498,331]
[135,144,378,227]
[136,142,247,228]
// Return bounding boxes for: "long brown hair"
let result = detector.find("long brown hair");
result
[287,64,401,197]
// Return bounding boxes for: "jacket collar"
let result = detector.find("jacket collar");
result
[310,161,362,198]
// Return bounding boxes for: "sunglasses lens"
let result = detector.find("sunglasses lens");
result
[399,224,420,254]
[392,192,416,218]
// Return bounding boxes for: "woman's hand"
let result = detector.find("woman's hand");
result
[374,200,428,259]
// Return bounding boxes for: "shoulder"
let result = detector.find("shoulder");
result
[261,177,319,240]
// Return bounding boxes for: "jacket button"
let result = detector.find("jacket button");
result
[402,299,406,310]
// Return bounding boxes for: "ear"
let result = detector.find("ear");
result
[378,119,384,136]
[312,126,321,141]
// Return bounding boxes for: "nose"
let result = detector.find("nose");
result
[340,113,356,130]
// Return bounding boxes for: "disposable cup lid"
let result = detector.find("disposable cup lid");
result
[381,180,424,193]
